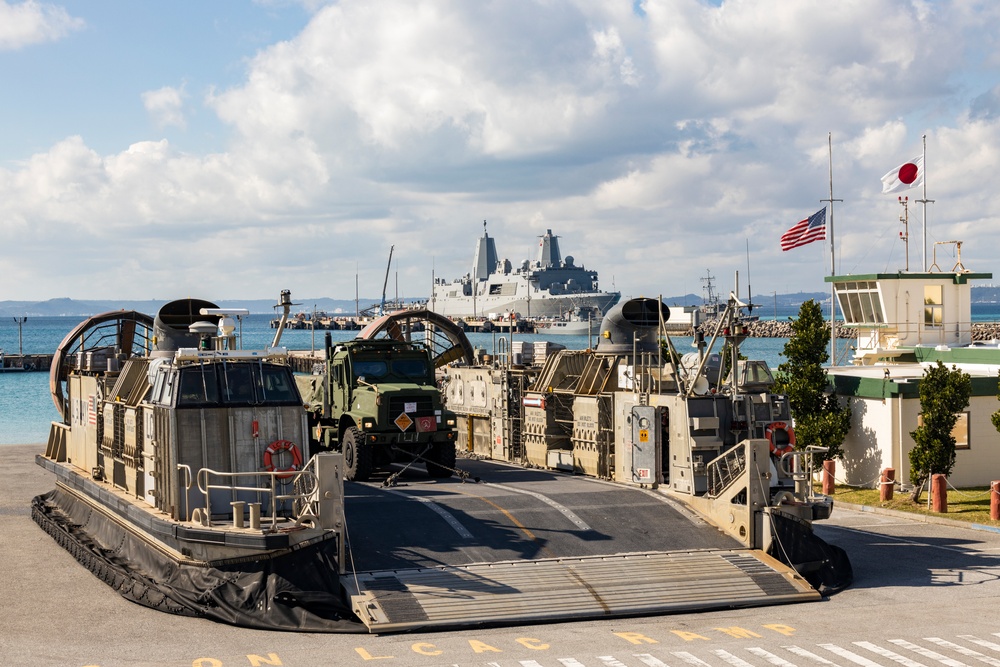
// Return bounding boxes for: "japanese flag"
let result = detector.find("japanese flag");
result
[881,155,924,194]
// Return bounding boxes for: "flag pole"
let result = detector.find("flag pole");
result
[821,132,843,366]
[915,134,934,271]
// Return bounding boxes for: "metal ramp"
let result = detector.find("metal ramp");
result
[347,548,819,633]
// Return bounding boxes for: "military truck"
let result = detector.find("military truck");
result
[298,335,458,481]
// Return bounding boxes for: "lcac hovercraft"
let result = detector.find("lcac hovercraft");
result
[32,292,359,632]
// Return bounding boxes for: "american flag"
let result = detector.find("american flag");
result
[780,207,827,251]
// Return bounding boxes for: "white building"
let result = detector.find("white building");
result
[826,265,1000,488]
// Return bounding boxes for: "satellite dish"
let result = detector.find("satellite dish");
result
[692,376,710,395]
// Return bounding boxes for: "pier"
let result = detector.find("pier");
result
[0,353,53,372]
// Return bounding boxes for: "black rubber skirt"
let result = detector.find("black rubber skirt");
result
[766,509,853,595]
[32,488,364,633]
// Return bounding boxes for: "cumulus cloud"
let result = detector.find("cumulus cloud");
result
[3,0,1000,301]
[0,0,83,50]
[142,85,188,130]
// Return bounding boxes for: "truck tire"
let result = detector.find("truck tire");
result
[426,442,456,479]
[343,427,373,482]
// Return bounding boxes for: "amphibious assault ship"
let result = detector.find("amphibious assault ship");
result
[428,224,621,319]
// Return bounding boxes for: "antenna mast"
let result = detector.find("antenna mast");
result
[380,245,394,316]
[820,132,843,366]
[899,196,910,272]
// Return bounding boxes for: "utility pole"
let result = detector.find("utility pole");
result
[13,316,27,357]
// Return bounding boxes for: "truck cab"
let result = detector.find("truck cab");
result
[298,337,458,481]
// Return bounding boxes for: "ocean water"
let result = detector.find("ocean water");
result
[4,304,997,445]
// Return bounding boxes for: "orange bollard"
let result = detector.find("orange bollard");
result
[931,474,947,513]
[991,481,1000,521]
[822,460,836,495]
[880,468,895,502]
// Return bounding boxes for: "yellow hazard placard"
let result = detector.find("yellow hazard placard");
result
[394,412,414,431]
[639,429,649,443]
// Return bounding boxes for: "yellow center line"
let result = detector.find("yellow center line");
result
[448,488,556,558]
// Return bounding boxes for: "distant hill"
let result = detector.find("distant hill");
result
[660,291,829,308]
[4,284,997,317]
[0,297,415,317]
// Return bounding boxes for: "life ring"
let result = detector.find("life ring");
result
[765,421,795,456]
[263,439,303,479]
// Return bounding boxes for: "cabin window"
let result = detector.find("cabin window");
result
[835,280,884,325]
[222,364,256,404]
[924,285,944,328]
[917,411,969,449]
[257,365,299,403]
[151,372,166,404]
[177,365,220,406]
[161,372,175,406]
[954,412,970,449]
[215,363,300,406]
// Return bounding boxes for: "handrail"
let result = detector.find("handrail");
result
[706,444,747,498]
[194,467,318,531]
[176,463,193,521]
[779,445,829,500]
[778,445,828,479]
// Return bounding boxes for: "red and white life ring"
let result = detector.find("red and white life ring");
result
[764,422,795,456]
[263,439,303,479]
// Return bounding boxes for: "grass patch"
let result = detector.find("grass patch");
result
[820,484,999,525]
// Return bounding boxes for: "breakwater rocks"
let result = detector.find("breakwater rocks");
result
[694,319,1000,340]
[695,318,853,339]
[972,323,1000,341]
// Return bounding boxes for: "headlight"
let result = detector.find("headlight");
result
[362,419,375,430]
[446,418,456,426]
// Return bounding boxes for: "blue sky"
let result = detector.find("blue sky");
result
[2,0,1000,303]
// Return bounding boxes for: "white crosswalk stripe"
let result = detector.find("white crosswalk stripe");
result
[673,651,715,667]
[498,633,1000,667]
[712,649,756,667]
[598,657,631,667]
[932,638,1000,665]
[854,640,928,667]
[959,637,1000,655]
[889,639,971,667]
[819,643,885,667]
[746,647,799,667]
[784,644,843,666]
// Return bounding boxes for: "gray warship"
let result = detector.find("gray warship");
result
[429,224,621,319]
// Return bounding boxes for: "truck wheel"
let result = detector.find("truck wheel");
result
[343,427,373,482]
[426,442,456,478]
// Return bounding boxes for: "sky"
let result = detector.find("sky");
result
[2,0,1000,304]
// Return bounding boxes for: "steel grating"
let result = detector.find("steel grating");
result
[348,548,819,632]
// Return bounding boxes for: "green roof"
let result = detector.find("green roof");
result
[826,272,992,285]
[831,373,998,399]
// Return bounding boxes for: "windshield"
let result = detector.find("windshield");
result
[393,358,429,378]
[176,362,300,407]
[352,360,388,380]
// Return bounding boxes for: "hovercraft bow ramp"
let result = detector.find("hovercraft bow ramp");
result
[339,458,820,633]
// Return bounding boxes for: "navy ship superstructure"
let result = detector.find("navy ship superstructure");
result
[429,225,621,319]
